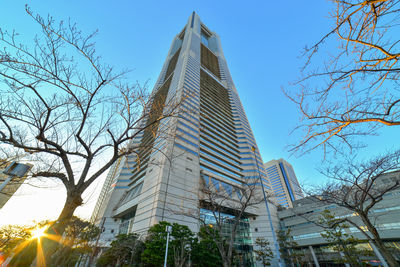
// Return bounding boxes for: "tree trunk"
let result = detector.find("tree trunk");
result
[42,191,83,259]
[361,216,398,267]
[216,241,230,267]
[222,260,230,267]
[372,239,397,267]
[10,190,83,267]
[338,240,359,266]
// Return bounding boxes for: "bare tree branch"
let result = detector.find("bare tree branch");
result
[0,6,181,247]
[286,0,400,155]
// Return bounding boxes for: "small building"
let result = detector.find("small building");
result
[278,171,400,266]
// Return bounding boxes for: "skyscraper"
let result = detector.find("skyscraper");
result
[264,159,303,208]
[92,13,280,265]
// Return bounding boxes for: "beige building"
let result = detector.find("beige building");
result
[91,13,281,266]
[264,159,303,208]
[278,171,400,266]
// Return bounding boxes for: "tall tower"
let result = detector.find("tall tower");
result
[92,13,280,265]
[264,159,303,208]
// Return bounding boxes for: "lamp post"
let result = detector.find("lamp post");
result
[251,147,283,267]
[164,225,172,267]
[0,161,32,191]
[0,162,32,209]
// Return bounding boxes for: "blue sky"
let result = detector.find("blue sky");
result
[1,0,399,224]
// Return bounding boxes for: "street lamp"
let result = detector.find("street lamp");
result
[0,161,32,191]
[164,225,172,267]
[0,161,32,209]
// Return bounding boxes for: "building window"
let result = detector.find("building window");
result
[201,31,209,47]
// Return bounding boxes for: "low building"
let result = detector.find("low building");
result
[278,171,400,266]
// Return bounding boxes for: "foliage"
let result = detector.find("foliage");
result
[141,221,170,266]
[50,216,100,266]
[253,237,273,267]
[277,229,304,267]
[96,233,144,267]
[319,209,369,266]
[0,224,31,257]
[1,220,49,266]
[286,0,400,154]
[141,221,196,267]
[97,223,225,267]
[1,217,96,265]
[191,225,223,267]
[169,223,197,267]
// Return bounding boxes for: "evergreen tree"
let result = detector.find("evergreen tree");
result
[253,237,273,266]
[96,233,144,267]
[319,209,371,266]
[277,229,304,267]
[191,225,223,267]
[141,221,195,267]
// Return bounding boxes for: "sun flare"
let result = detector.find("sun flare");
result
[30,226,47,240]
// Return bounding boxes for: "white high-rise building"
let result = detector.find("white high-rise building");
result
[92,13,281,266]
[264,159,303,209]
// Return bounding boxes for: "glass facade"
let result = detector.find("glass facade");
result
[201,31,209,48]
[200,208,254,266]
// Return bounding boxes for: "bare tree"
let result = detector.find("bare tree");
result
[184,175,265,267]
[310,150,400,266]
[286,0,400,154]
[0,147,24,169]
[0,6,181,263]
